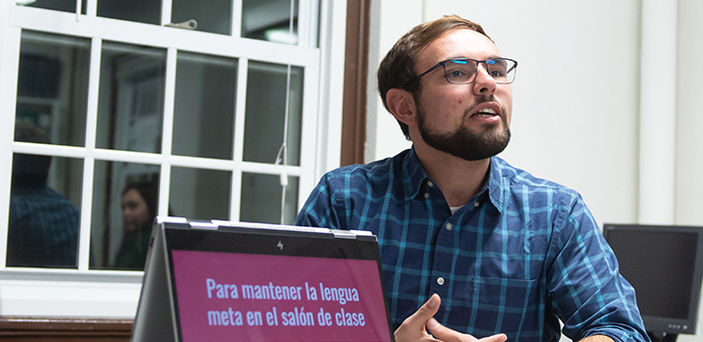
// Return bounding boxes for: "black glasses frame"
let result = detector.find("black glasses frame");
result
[402,57,518,89]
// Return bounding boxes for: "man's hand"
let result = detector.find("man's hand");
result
[579,335,614,342]
[394,293,508,342]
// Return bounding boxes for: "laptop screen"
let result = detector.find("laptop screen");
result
[162,222,393,342]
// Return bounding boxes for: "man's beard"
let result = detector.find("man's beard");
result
[416,96,511,161]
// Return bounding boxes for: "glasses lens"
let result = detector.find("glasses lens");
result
[443,59,477,84]
[486,58,516,83]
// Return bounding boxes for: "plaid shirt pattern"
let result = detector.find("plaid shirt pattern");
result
[296,148,649,342]
[7,186,79,267]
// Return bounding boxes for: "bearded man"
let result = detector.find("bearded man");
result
[296,15,648,342]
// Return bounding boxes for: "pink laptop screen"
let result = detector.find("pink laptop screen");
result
[171,250,392,342]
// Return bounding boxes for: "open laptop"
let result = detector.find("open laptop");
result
[131,217,394,342]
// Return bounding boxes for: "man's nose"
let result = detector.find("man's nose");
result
[472,64,497,96]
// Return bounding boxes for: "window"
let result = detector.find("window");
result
[0,0,346,317]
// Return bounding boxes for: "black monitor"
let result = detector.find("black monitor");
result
[603,224,703,342]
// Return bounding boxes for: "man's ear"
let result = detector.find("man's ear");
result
[386,88,417,126]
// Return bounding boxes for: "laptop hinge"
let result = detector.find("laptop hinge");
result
[188,221,219,229]
[332,230,362,239]
[156,216,188,224]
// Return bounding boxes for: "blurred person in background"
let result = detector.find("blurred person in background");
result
[113,181,157,270]
[7,122,79,268]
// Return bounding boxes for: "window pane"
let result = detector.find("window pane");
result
[96,41,166,153]
[169,167,230,221]
[172,52,237,159]
[16,30,90,147]
[240,173,298,224]
[90,160,160,270]
[7,123,82,268]
[171,0,231,35]
[18,0,75,13]
[242,0,298,45]
[243,62,303,165]
[98,0,161,25]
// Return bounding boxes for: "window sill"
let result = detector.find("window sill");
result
[0,269,142,317]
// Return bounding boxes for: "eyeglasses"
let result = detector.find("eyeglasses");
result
[403,57,518,89]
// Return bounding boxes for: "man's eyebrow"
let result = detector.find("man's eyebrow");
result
[446,55,504,60]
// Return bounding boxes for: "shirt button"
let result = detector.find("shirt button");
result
[426,180,434,187]
[436,277,445,286]
[445,223,452,231]
[424,193,430,199]
[473,201,480,208]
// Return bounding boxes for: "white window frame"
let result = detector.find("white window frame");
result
[0,0,346,317]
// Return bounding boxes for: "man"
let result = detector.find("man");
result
[7,122,79,268]
[296,15,648,342]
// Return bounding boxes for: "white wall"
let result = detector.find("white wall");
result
[364,0,417,161]
[367,0,703,341]
[677,1,703,341]
[676,0,703,226]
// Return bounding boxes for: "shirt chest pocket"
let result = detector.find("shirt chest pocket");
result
[447,277,538,337]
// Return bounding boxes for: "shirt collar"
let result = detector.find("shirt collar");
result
[402,147,506,213]
[487,156,506,213]
[402,147,430,200]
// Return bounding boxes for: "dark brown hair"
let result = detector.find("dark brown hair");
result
[377,15,491,139]
[12,122,52,187]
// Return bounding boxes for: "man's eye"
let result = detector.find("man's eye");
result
[446,70,466,78]
[490,70,506,77]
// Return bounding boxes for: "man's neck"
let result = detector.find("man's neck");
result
[413,142,491,208]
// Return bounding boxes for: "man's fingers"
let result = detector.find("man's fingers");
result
[427,318,508,342]
[407,293,441,325]
[394,294,442,341]
[426,317,462,341]
[479,333,508,342]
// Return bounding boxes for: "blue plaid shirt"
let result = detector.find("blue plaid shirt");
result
[296,148,649,342]
[7,185,79,268]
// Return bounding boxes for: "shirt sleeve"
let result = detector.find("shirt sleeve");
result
[294,172,345,229]
[547,193,650,342]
